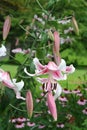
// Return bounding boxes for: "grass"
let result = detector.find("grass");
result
[59,67,87,89]
[0,64,87,89]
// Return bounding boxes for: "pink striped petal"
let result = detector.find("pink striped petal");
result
[47,61,58,71]
[24,67,48,76]
[33,58,45,71]
[2,72,14,89]
[52,71,67,81]
[47,92,57,121]
[65,65,75,73]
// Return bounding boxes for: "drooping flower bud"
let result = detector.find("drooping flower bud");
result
[72,16,79,35]
[47,92,57,121]
[53,31,61,65]
[3,15,11,40]
[26,90,33,118]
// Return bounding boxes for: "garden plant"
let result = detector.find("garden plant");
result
[0,0,87,130]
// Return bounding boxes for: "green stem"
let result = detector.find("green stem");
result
[36,0,48,14]
[6,51,22,66]
[19,24,35,38]
[9,104,26,112]
[2,40,6,45]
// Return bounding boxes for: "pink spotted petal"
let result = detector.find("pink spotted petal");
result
[47,92,57,121]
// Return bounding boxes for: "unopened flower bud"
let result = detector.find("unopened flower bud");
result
[3,15,11,40]
[72,16,79,35]
[48,30,54,41]
[53,31,61,65]
[47,92,57,121]
[53,31,60,54]
[26,90,33,118]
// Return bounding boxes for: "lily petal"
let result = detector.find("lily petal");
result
[36,77,48,84]
[12,48,24,54]
[33,58,45,71]
[15,91,25,100]
[2,72,14,89]
[24,68,36,77]
[54,83,62,100]
[52,71,67,81]
[58,59,66,71]
[12,79,24,91]
[47,61,58,71]
[65,64,75,74]
[0,45,7,57]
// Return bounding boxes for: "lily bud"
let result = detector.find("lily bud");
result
[47,92,57,121]
[72,16,79,35]
[48,30,54,41]
[3,15,11,40]
[53,31,61,65]
[26,90,33,118]
[54,31,60,54]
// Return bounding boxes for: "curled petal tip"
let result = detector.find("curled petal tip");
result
[24,68,35,76]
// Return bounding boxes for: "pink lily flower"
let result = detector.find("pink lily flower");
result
[24,30,75,120]
[24,58,75,79]
[0,69,25,100]
[24,57,75,99]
